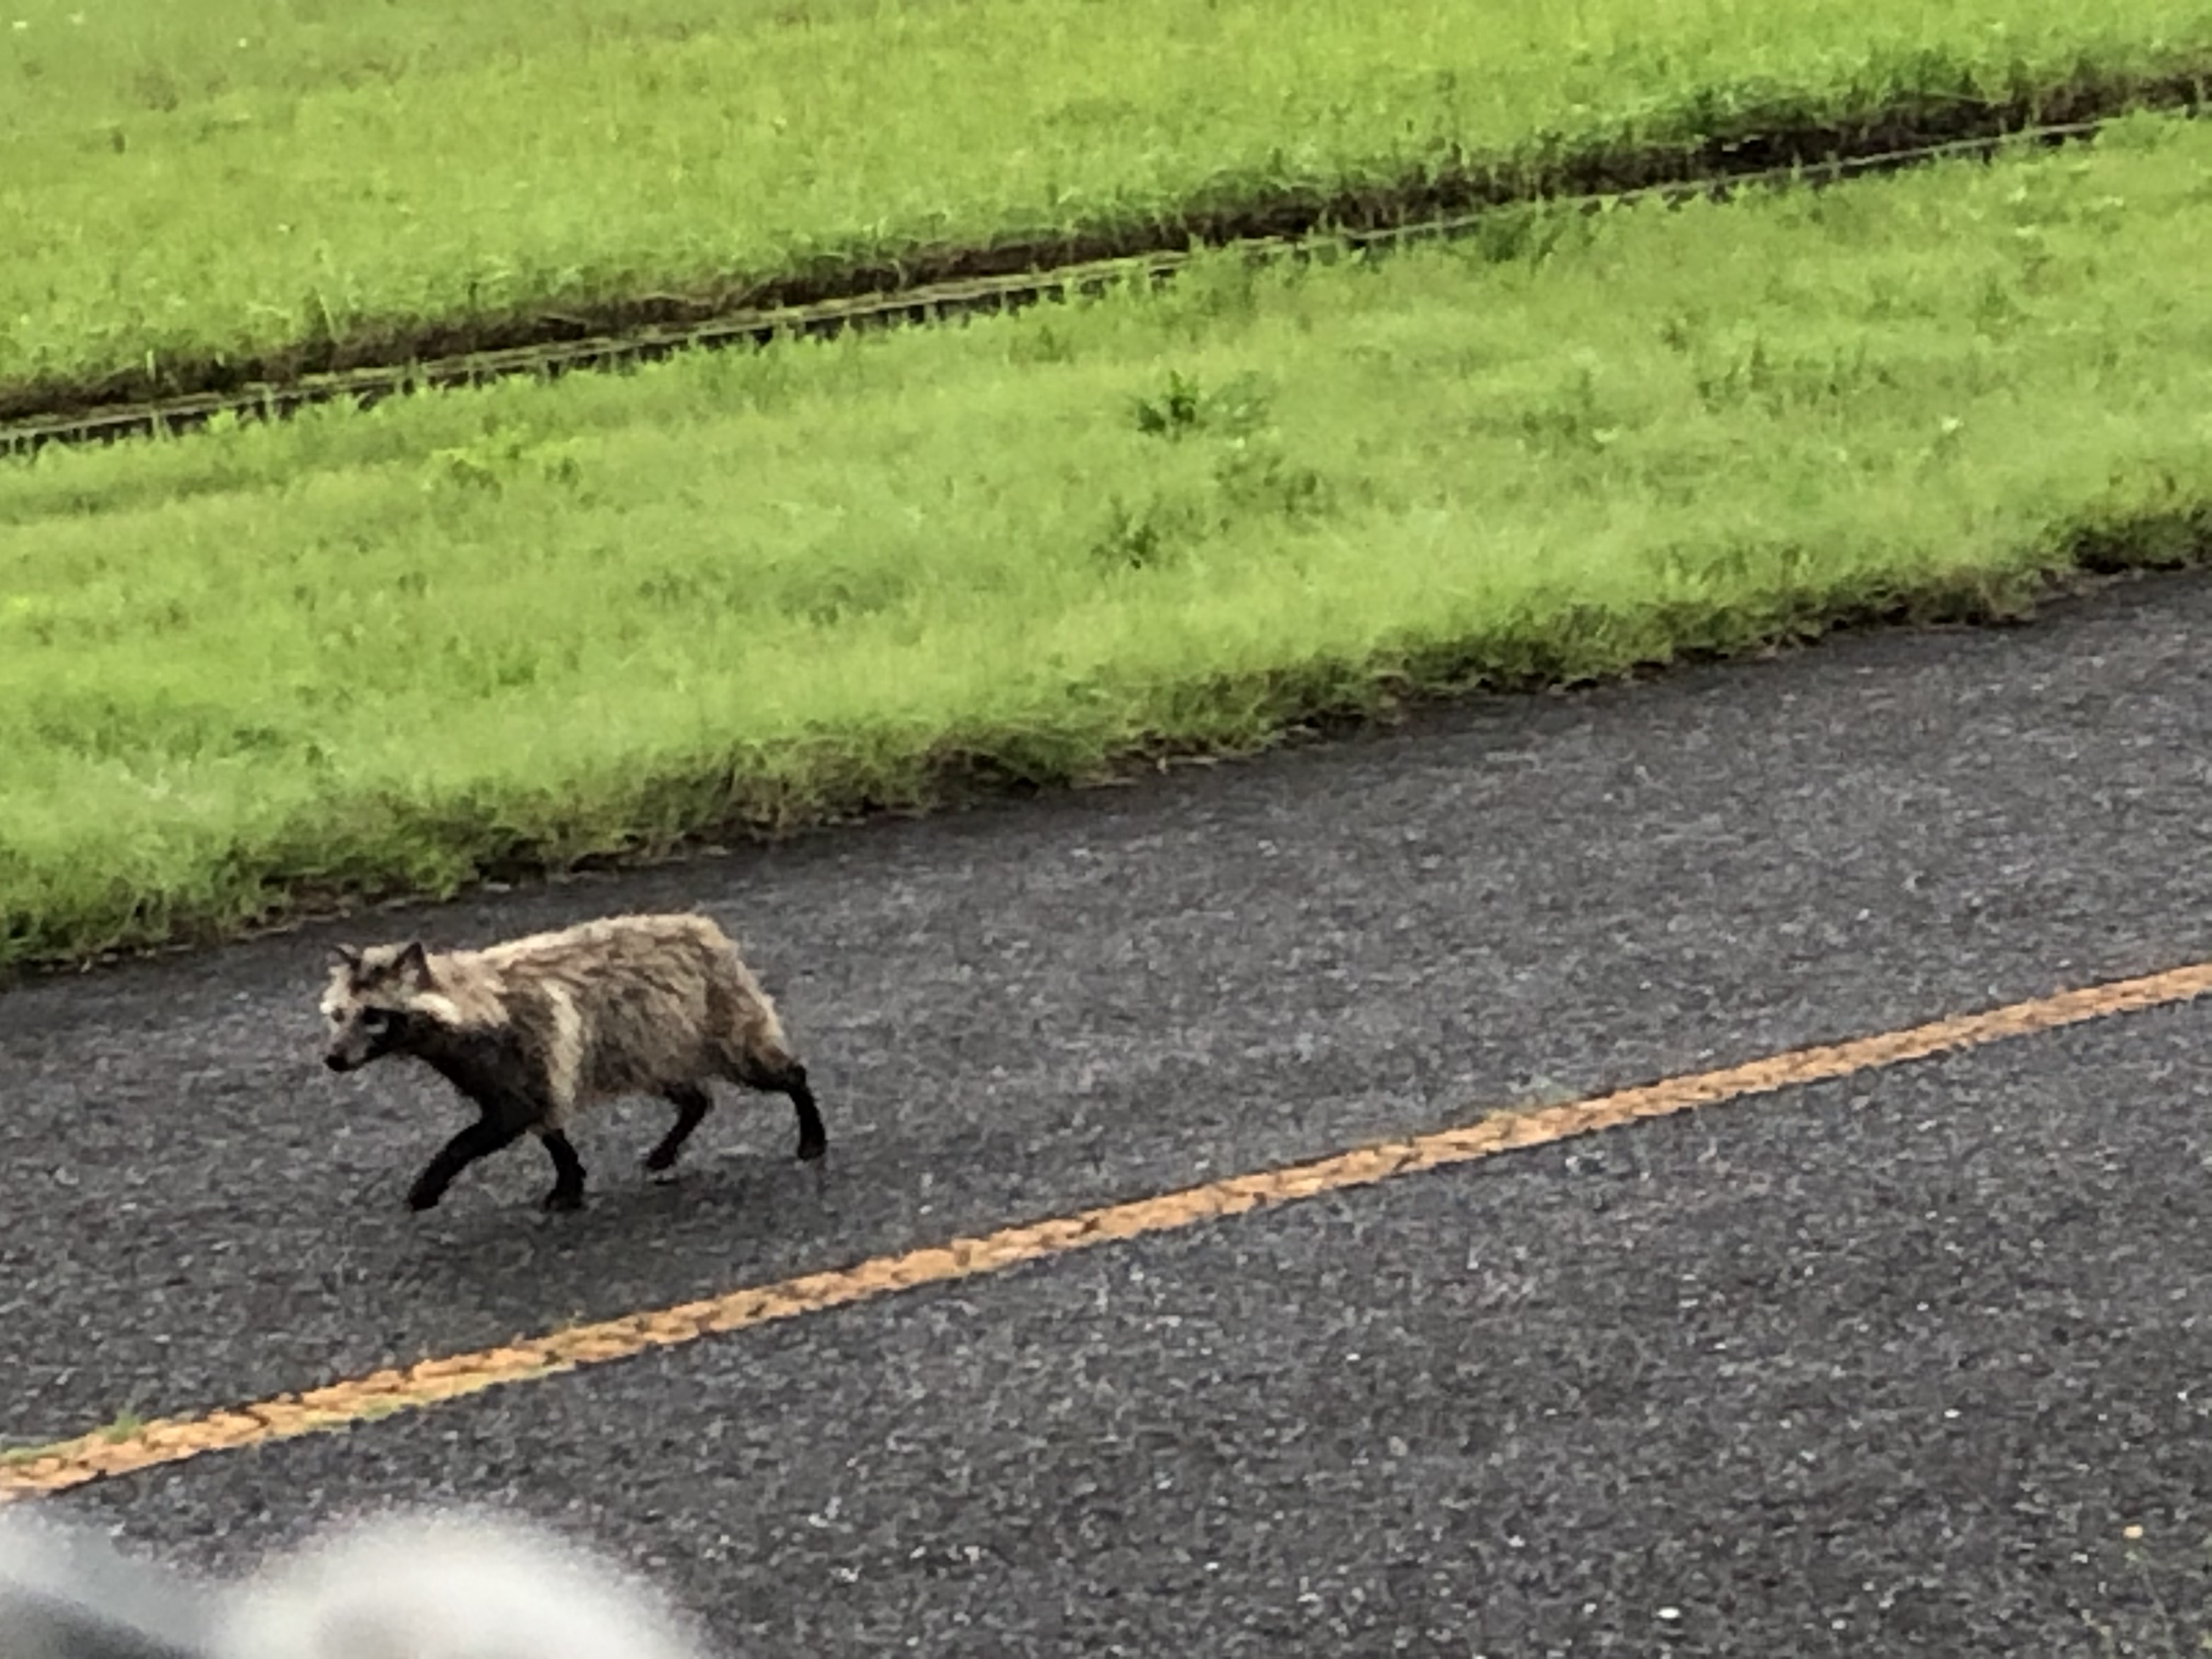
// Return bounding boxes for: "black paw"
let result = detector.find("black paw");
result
[641,1146,679,1174]
[407,1186,444,1212]
[540,1187,585,1213]
[797,1137,827,1163]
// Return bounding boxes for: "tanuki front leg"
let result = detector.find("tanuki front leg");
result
[408,1117,527,1211]
[536,1127,588,1212]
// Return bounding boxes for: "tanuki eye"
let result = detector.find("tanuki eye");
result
[363,1010,392,1033]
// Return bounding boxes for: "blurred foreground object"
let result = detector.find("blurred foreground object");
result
[2,1505,714,1659]
[0,1509,208,1659]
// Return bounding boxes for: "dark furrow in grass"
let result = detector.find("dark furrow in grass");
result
[2,67,2205,450]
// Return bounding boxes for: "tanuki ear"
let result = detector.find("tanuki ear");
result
[393,940,430,981]
[331,944,363,970]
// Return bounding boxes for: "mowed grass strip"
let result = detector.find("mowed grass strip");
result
[5,114,2212,974]
[6,0,2212,414]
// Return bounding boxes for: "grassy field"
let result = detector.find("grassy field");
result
[6,0,2212,414]
[4,112,2210,973]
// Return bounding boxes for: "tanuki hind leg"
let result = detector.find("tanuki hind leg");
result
[645,1085,715,1174]
[788,1064,826,1161]
[751,1058,826,1161]
[770,1066,822,1159]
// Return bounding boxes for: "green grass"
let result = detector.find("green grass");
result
[6,0,2212,411]
[0,0,868,137]
[5,112,2212,973]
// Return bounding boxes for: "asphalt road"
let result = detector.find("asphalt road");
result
[8,569,2212,1654]
[42,1008,2212,1656]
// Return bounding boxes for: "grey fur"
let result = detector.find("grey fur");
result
[318,911,825,1212]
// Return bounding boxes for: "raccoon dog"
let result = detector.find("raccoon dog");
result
[318,911,825,1212]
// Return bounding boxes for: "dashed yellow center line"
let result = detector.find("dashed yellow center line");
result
[6,957,2209,1503]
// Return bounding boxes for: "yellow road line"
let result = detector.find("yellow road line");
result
[7,957,2210,1503]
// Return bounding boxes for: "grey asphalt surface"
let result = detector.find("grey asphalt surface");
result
[45,1007,2212,1656]
[8,569,2212,1653]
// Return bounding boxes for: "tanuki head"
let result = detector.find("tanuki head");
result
[319,940,436,1073]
